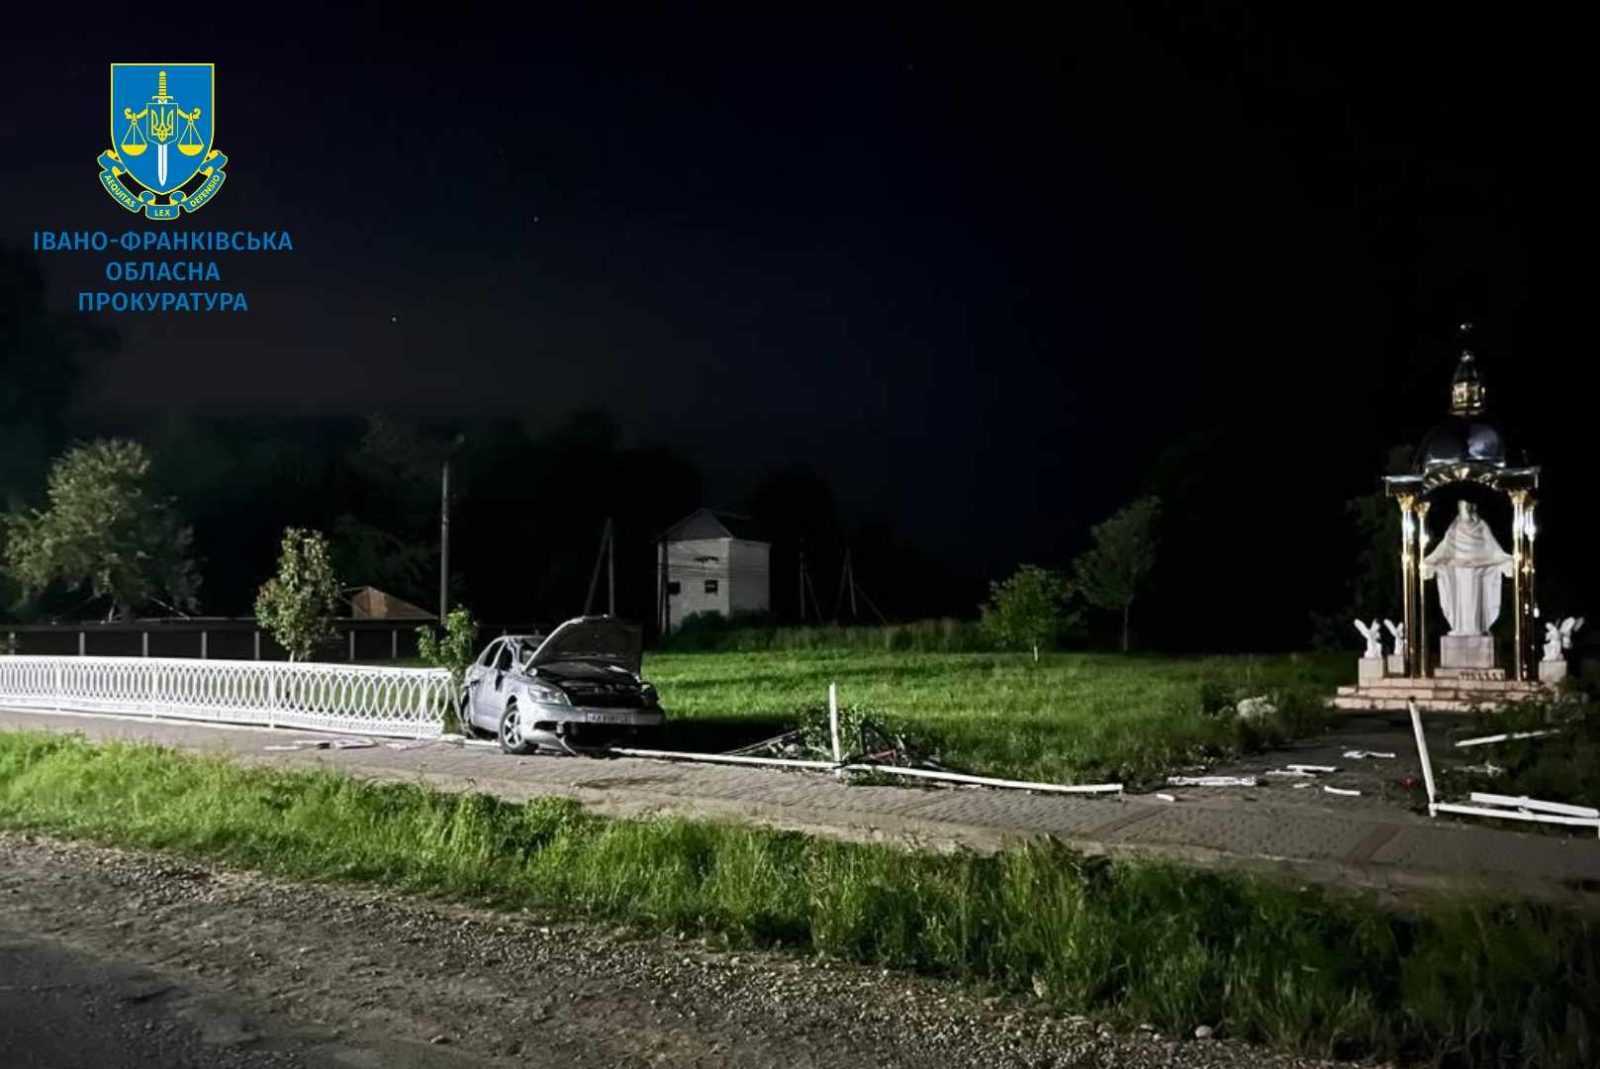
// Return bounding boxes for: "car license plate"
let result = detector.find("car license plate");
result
[583,711,637,725]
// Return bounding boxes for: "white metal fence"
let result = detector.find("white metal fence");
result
[0,656,451,738]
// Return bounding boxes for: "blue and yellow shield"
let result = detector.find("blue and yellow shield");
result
[109,64,214,194]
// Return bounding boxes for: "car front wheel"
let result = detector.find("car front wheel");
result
[498,700,535,755]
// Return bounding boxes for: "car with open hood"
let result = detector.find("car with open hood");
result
[459,616,664,754]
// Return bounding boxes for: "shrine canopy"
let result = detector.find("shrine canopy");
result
[1385,327,1538,497]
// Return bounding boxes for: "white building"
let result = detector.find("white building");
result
[657,509,770,632]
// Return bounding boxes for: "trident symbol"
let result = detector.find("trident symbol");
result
[119,69,203,187]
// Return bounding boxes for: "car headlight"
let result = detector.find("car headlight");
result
[528,683,569,705]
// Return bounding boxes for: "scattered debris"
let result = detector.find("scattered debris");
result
[1455,729,1560,749]
[1234,696,1276,722]
[264,737,375,752]
[1408,701,1600,837]
[1193,1025,1215,1040]
[1155,793,1177,802]
[1167,775,1257,788]
[1286,764,1337,774]
[1468,792,1600,819]
[1449,762,1505,778]
[1322,786,1361,797]
[1342,750,1396,760]
[1290,782,1314,790]
[1263,769,1314,778]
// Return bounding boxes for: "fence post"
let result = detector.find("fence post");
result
[268,666,278,730]
[348,630,356,663]
[391,629,399,661]
[148,658,157,718]
[78,631,85,657]
[141,632,149,658]
[828,681,842,764]
[200,631,208,660]
[253,630,261,661]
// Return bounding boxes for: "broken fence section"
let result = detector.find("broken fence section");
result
[1407,700,1599,838]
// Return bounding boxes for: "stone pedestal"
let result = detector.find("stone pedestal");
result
[1539,659,1569,684]
[1386,654,1406,677]
[1358,658,1385,683]
[1440,634,1495,670]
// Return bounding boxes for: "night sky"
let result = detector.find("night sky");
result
[4,8,1588,637]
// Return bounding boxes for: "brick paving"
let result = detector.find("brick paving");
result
[4,706,1598,905]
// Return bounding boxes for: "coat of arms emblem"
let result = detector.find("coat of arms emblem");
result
[99,63,228,219]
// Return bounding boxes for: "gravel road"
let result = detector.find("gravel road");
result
[0,832,1385,1068]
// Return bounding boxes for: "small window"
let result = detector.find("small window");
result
[493,644,514,672]
[478,640,501,667]
[667,581,681,595]
[704,579,719,594]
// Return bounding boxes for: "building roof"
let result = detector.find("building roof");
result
[348,586,435,620]
[660,507,766,543]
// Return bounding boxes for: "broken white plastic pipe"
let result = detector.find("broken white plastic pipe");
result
[843,763,1123,794]
[828,681,842,764]
[609,747,840,771]
[1468,792,1600,819]
[1167,775,1257,787]
[1455,729,1559,748]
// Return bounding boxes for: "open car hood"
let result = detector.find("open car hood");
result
[528,616,643,675]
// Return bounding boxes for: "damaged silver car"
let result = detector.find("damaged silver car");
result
[459,616,665,754]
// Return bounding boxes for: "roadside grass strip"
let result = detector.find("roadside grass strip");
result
[1,730,1597,1067]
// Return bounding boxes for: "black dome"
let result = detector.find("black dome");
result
[1415,417,1507,470]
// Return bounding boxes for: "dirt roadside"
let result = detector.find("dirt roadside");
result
[0,832,1382,1069]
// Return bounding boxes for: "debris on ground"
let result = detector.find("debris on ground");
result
[1234,695,1277,722]
[1342,750,1396,760]
[1322,786,1361,797]
[1168,775,1257,788]
[1455,729,1560,749]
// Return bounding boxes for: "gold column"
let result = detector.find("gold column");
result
[1514,493,1538,682]
[1416,499,1432,677]
[1509,491,1523,681]
[1398,495,1419,677]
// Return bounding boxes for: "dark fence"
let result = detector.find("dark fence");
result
[3,618,429,662]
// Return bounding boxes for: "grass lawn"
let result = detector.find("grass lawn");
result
[642,650,1350,785]
[1,730,1594,1067]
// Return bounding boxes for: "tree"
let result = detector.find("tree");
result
[980,564,1072,661]
[255,528,343,662]
[3,439,200,620]
[1073,496,1161,652]
[417,606,480,734]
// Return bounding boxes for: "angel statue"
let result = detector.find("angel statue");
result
[1561,616,1584,650]
[1383,619,1404,657]
[1542,622,1564,663]
[1353,619,1383,660]
[1544,616,1586,663]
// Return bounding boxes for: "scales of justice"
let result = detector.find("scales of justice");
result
[117,69,205,188]
[1335,325,1582,713]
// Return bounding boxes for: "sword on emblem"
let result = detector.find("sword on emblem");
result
[122,70,205,188]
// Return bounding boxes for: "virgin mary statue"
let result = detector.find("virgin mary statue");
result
[1422,500,1514,636]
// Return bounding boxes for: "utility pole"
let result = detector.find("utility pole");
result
[657,539,670,636]
[438,433,464,622]
[438,454,451,621]
[585,518,616,617]
[798,550,808,623]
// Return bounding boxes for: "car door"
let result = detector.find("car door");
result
[465,639,503,730]
[487,641,516,711]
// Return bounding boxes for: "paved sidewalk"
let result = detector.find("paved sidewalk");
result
[4,707,1598,906]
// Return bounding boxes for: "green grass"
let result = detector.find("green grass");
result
[0,730,1595,1067]
[643,650,1347,785]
